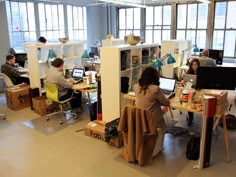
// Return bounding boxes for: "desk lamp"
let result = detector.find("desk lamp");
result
[81,50,90,59]
[180,44,200,66]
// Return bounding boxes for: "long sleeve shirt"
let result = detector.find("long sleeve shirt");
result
[1,63,26,85]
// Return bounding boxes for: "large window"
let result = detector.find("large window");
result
[145,5,171,44]
[176,3,208,49]
[118,8,141,38]
[67,6,87,41]
[6,1,36,50]
[213,1,236,57]
[38,3,65,42]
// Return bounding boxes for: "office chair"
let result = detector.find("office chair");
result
[45,83,77,124]
[0,73,14,120]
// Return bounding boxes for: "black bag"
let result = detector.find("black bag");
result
[219,114,236,130]
[121,77,129,93]
[105,118,120,142]
[89,101,97,121]
[186,135,200,160]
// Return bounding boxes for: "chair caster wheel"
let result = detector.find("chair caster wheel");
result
[46,117,49,121]
[3,117,6,120]
[60,121,63,124]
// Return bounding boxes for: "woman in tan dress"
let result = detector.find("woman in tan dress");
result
[134,66,170,129]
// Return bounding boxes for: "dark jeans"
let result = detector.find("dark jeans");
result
[16,76,30,85]
[59,89,82,109]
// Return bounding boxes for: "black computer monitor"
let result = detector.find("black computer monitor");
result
[90,46,99,57]
[199,49,224,65]
[196,66,236,90]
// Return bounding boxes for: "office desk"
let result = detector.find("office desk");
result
[124,92,231,169]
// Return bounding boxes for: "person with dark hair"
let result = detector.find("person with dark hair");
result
[187,58,200,75]
[46,58,82,113]
[38,36,47,43]
[134,66,170,129]
[1,54,29,85]
[184,58,200,126]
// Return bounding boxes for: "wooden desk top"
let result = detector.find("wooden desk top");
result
[72,83,97,92]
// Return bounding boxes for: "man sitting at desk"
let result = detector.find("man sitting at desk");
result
[198,49,217,67]
[1,54,29,85]
[46,58,82,113]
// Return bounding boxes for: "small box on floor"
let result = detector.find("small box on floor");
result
[32,96,58,116]
[5,84,30,111]
[84,120,123,148]
[85,120,106,141]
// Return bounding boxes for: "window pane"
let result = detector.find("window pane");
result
[154,30,161,44]
[67,6,73,30]
[146,7,153,26]
[119,9,125,29]
[196,30,206,49]
[163,5,171,25]
[186,30,196,44]
[39,3,46,31]
[126,8,133,29]
[198,4,208,29]
[224,31,236,57]
[162,30,170,41]
[154,6,162,25]
[78,7,83,29]
[214,2,226,29]
[73,7,78,29]
[11,2,21,31]
[133,8,140,29]
[213,30,224,49]
[83,7,87,29]
[187,4,197,29]
[58,5,64,32]
[226,2,236,29]
[177,5,187,29]
[145,30,153,43]
[27,3,35,31]
[119,30,125,39]
[176,30,186,40]
[52,5,59,30]
[19,2,28,31]
[45,4,52,30]
[133,30,140,36]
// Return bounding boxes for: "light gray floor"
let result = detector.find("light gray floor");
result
[0,93,236,177]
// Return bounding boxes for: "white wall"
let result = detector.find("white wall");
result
[0,1,10,66]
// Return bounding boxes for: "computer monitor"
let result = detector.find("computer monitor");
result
[90,47,99,57]
[200,49,224,65]
[196,66,236,90]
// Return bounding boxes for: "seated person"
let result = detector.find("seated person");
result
[134,67,170,148]
[46,58,82,113]
[1,54,30,85]
[199,49,217,67]
[185,58,200,126]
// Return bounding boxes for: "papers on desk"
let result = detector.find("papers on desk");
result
[128,91,135,96]
[207,90,223,95]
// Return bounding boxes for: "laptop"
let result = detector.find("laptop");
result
[159,77,176,98]
[71,68,84,83]
[183,74,197,87]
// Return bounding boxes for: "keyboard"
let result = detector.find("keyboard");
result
[162,90,172,95]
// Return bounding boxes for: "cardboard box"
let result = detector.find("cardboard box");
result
[5,84,30,110]
[32,96,58,116]
[84,120,124,148]
[206,91,228,105]
[216,102,228,115]
[84,120,106,142]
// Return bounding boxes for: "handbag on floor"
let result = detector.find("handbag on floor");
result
[186,135,200,160]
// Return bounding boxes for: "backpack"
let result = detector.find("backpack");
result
[89,101,97,121]
[186,135,200,160]
[219,114,236,130]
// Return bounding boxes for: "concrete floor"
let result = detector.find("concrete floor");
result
[0,93,236,177]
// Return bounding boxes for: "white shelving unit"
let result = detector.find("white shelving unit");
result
[100,43,159,122]
[25,42,84,94]
[102,39,124,46]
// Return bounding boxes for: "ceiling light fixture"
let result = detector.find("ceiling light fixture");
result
[99,0,148,8]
